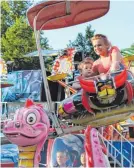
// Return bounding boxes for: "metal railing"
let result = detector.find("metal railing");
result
[99,125,134,167]
[1,102,134,167]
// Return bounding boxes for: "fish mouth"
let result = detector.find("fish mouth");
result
[5,133,37,139]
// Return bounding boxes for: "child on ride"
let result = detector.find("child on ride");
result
[72,57,94,90]
[58,58,93,117]
[90,34,125,75]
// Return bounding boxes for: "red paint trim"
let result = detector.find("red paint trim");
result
[78,76,96,93]
[82,91,93,113]
[0,162,14,167]
[25,99,34,107]
[125,81,133,103]
[46,139,54,168]
[85,126,94,167]
[114,69,127,88]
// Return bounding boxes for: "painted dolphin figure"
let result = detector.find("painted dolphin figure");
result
[3,99,50,167]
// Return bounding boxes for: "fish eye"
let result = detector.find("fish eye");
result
[26,113,37,125]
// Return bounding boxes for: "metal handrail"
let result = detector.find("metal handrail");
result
[99,126,134,167]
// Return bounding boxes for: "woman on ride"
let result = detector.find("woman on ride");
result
[91,34,125,75]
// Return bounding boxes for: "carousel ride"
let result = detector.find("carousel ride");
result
[2,0,134,167]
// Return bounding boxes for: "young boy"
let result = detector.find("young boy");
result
[72,57,94,90]
[58,57,94,117]
[54,150,68,167]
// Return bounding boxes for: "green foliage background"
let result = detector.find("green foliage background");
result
[67,25,98,61]
[1,1,134,71]
[1,1,50,70]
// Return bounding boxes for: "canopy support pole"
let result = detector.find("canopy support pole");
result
[32,1,86,135]
[33,16,64,135]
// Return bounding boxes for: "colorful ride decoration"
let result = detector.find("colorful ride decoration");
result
[26,0,113,134]
[103,125,114,140]
[79,69,129,108]
[48,48,76,84]
[121,48,134,57]
[85,126,109,167]
[106,123,132,140]
[0,58,7,77]
[47,134,85,167]
[47,130,109,168]
[15,1,133,167]
[123,55,134,70]
[0,58,13,88]
[52,48,75,76]
[2,70,43,102]
[3,99,50,168]
[58,68,134,127]
[48,48,77,96]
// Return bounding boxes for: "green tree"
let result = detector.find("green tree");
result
[85,25,98,60]
[40,31,49,49]
[2,17,37,61]
[1,1,30,35]
[1,1,50,70]
[67,25,98,60]
[68,33,87,51]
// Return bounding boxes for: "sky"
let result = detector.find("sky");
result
[42,1,134,50]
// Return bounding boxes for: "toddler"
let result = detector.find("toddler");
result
[72,57,94,90]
